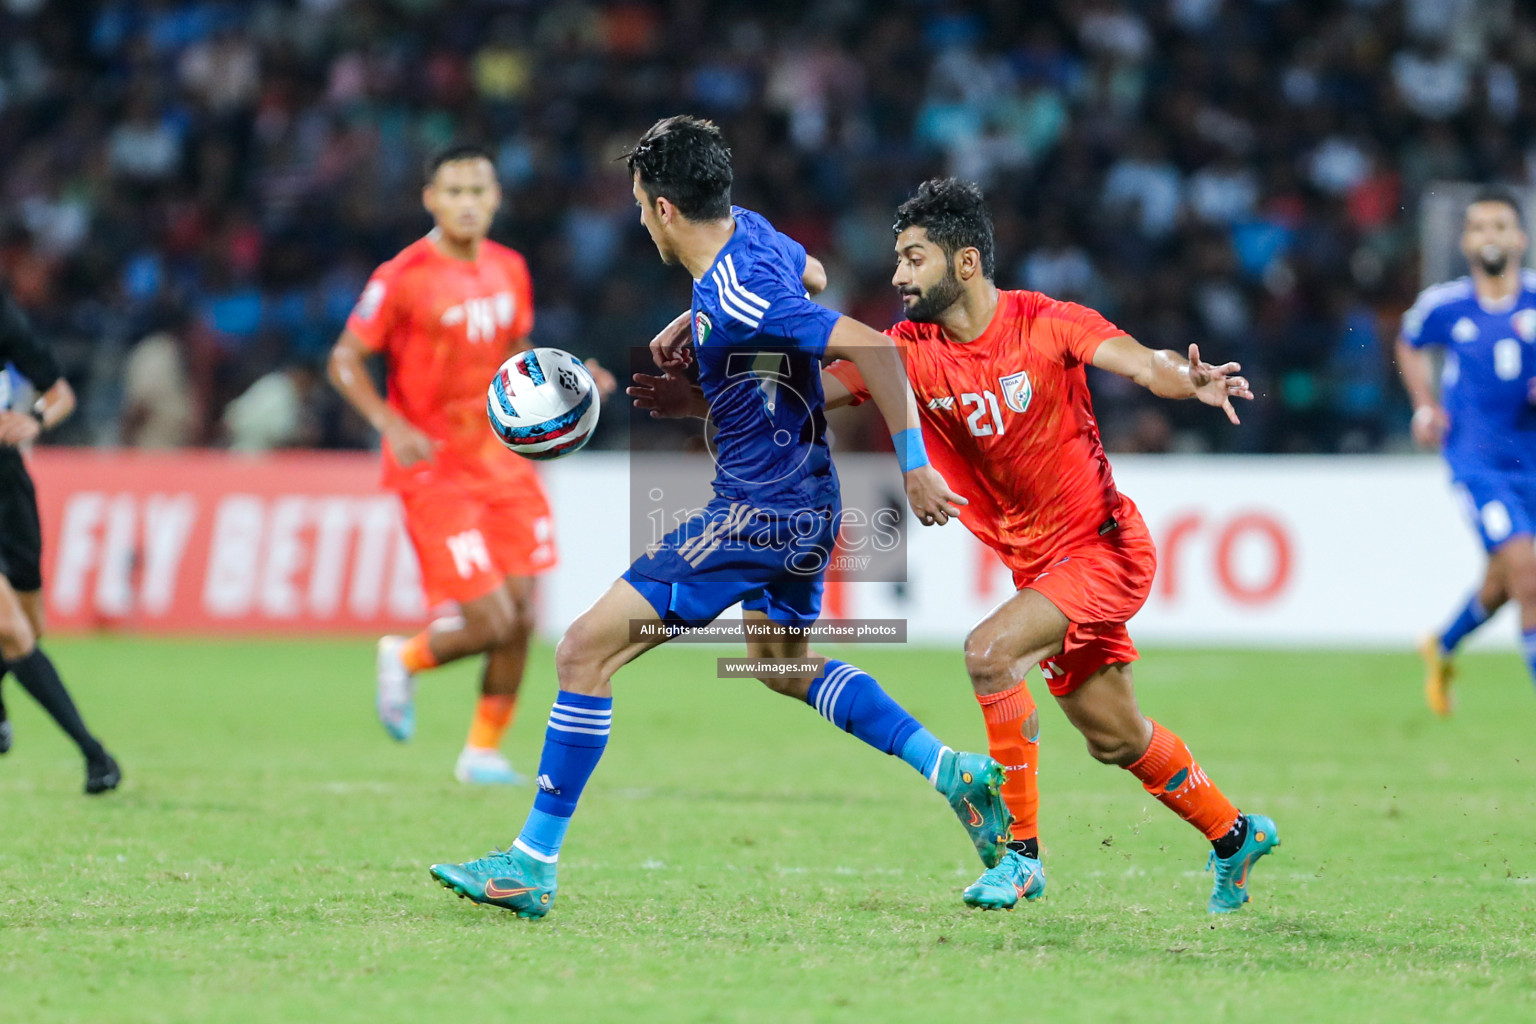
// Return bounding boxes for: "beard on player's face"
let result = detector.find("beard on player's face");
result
[900,264,963,323]
[1475,243,1512,276]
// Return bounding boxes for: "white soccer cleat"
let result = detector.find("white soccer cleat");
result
[454,746,525,786]
[375,635,416,742]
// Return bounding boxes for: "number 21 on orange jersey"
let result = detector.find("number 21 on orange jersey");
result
[960,391,1006,437]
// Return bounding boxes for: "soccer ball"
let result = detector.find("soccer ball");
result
[487,348,600,460]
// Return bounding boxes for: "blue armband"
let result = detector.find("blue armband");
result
[892,427,928,473]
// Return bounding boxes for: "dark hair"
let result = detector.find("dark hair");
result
[1469,186,1524,222]
[425,143,496,183]
[624,116,733,221]
[894,178,995,279]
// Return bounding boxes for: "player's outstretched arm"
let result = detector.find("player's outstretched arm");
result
[327,329,436,466]
[1393,337,1447,447]
[1092,336,1253,425]
[824,317,967,526]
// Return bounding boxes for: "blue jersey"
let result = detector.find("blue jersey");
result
[690,207,843,509]
[1402,270,1536,478]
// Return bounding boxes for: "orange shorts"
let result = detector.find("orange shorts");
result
[1012,505,1157,697]
[396,474,556,608]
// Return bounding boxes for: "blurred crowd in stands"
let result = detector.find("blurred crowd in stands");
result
[2,0,1534,454]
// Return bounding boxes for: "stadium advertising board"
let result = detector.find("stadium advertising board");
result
[31,451,427,633]
[31,451,1492,646]
[823,455,1490,647]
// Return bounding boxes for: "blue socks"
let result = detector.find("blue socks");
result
[900,729,949,784]
[1523,627,1536,686]
[805,660,950,784]
[1438,594,1490,655]
[510,663,954,865]
[512,691,612,863]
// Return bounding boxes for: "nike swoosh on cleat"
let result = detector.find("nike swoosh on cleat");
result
[484,880,537,899]
[964,799,983,827]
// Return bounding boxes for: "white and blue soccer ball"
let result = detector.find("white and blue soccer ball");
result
[487,348,600,460]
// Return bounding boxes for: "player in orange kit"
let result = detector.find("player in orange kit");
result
[631,178,1277,913]
[328,144,612,785]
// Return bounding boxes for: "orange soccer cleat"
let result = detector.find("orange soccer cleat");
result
[1419,635,1456,717]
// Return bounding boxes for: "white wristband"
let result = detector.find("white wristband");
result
[1412,405,1437,427]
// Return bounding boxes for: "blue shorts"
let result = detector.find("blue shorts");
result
[1454,474,1536,552]
[622,496,838,629]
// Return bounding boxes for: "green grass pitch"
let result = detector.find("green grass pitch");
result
[2,637,1534,1023]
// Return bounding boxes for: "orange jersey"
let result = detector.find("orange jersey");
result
[827,289,1131,581]
[346,235,537,490]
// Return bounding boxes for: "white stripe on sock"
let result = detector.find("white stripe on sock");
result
[512,838,558,864]
[550,709,612,726]
[814,665,845,716]
[927,745,953,788]
[551,703,612,719]
[822,674,851,723]
[548,722,611,736]
[817,664,855,720]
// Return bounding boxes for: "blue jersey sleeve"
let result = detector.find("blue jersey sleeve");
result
[1401,281,1467,348]
[774,231,809,280]
[757,295,840,356]
[704,252,840,357]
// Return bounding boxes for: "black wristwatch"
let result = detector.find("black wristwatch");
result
[30,400,46,429]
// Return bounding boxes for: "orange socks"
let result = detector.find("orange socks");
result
[974,691,1238,846]
[399,631,440,674]
[398,629,516,751]
[467,694,517,751]
[977,681,1040,843]
[1125,721,1240,840]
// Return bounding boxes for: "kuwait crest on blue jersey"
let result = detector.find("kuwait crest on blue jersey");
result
[1513,308,1536,343]
[999,370,1032,414]
[694,311,712,345]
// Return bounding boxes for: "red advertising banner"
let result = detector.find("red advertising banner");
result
[28,450,428,634]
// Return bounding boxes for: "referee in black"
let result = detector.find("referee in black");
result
[0,286,119,793]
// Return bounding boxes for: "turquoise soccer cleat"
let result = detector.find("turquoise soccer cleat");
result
[935,750,1012,868]
[1207,812,1280,913]
[454,747,526,785]
[962,849,1046,910]
[375,636,416,742]
[430,846,557,918]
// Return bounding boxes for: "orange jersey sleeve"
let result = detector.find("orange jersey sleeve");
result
[824,358,870,406]
[344,260,408,353]
[1034,296,1129,367]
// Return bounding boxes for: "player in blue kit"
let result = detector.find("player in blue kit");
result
[429,116,1012,917]
[1397,188,1536,715]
